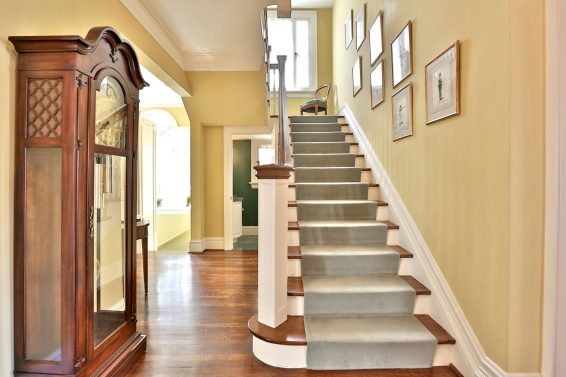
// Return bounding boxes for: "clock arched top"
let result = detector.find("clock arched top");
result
[9,26,148,91]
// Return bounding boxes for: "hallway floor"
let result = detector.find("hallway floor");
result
[128,251,461,377]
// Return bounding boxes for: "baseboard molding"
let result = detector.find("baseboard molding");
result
[189,237,225,253]
[242,226,258,236]
[340,104,540,377]
[157,229,190,249]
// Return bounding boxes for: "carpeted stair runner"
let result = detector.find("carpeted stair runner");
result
[290,115,436,370]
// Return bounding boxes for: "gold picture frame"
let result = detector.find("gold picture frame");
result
[355,3,366,51]
[391,21,413,89]
[352,56,362,97]
[345,9,353,50]
[425,41,460,124]
[370,60,384,109]
[392,83,413,141]
[369,11,384,65]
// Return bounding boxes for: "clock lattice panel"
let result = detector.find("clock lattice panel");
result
[27,78,63,138]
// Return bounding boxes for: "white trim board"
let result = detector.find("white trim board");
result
[242,226,258,236]
[223,125,273,251]
[340,104,541,377]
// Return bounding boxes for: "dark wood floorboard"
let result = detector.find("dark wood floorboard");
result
[127,251,460,377]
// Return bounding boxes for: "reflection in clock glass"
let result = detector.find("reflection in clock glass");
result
[95,77,127,148]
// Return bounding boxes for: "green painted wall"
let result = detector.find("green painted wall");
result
[233,140,258,226]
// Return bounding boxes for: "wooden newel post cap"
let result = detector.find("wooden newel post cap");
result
[254,164,293,179]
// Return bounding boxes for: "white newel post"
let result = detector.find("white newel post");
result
[254,164,292,328]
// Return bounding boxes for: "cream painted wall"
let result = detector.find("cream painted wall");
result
[185,71,268,242]
[287,8,334,116]
[156,213,191,247]
[0,1,190,375]
[332,0,544,372]
[142,106,190,126]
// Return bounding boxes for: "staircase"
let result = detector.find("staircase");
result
[249,115,456,371]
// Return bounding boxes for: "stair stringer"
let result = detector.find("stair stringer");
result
[340,104,530,377]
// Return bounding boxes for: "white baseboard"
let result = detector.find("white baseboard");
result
[189,237,225,252]
[340,104,541,377]
[242,226,258,236]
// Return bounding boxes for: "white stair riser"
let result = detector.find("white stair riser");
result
[252,336,307,368]
[287,295,431,316]
[287,258,413,278]
[287,186,380,202]
[287,228,399,246]
[287,206,389,222]
[252,334,452,369]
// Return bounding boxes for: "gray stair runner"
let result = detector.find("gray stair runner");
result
[290,115,437,370]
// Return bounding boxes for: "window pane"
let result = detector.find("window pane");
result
[93,154,127,347]
[156,127,190,210]
[25,148,62,361]
[295,19,310,89]
[268,17,295,90]
[95,77,127,149]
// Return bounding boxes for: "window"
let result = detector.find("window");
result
[267,10,317,93]
[156,126,190,212]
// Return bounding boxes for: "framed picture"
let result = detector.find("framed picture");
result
[369,11,384,65]
[391,21,413,88]
[345,10,353,50]
[352,56,362,97]
[356,4,366,50]
[425,41,460,124]
[392,83,413,141]
[370,60,384,109]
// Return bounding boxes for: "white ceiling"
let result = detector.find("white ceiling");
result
[121,0,334,71]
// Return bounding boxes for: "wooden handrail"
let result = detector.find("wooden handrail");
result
[276,55,291,166]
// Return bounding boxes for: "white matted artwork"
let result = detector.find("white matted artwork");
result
[369,11,384,65]
[392,83,413,141]
[345,10,353,50]
[425,41,460,124]
[352,56,362,97]
[370,60,384,109]
[355,3,366,50]
[391,21,413,88]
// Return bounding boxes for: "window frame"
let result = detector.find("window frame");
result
[267,9,318,96]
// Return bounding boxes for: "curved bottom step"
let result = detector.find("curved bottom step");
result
[249,315,455,369]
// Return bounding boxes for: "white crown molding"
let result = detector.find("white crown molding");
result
[120,0,186,69]
[340,104,542,377]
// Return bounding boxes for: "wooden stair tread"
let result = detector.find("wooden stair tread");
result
[248,314,306,345]
[288,221,399,230]
[249,314,455,346]
[288,246,413,259]
[415,315,456,344]
[288,200,387,207]
[287,276,430,296]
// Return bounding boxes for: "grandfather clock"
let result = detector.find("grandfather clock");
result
[10,27,148,376]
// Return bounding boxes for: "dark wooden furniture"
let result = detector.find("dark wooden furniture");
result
[299,83,331,115]
[136,220,150,295]
[10,27,148,376]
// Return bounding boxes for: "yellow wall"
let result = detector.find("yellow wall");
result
[0,1,190,375]
[184,71,268,241]
[332,0,544,372]
[287,8,334,116]
[142,106,191,126]
[156,213,191,247]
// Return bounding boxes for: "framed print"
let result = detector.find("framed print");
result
[356,3,366,50]
[369,11,384,65]
[345,10,353,50]
[425,41,460,124]
[392,83,413,141]
[370,60,384,109]
[352,56,362,97]
[391,21,413,88]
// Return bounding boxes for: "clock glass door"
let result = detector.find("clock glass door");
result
[92,76,129,347]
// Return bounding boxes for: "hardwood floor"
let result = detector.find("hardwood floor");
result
[127,251,461,377]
